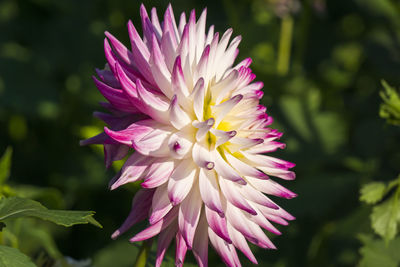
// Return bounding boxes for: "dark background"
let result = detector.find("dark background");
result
[0,0,399,266]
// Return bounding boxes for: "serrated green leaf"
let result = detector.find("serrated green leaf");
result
[380,80,400,126]
[0,197,102,228]
[371,196,400,242]
[0,147,12,185]
[360,182,387,204]
[0,245,36,267]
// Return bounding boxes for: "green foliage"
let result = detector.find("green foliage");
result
[0,245,36,267]
[380,80,400,126]
[0,197,102,228]
[0,147,12,186]
[360,182,386,204]
[359,234,400,267]
[0,147,102,266]
[93,241,139,267]
[0,0,399,266]
[134,241,152,267]
[279,87,346,154]
[360,176,400,242]
[371,196,400,243]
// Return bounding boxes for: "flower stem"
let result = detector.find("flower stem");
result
[134,239,152,267]
[277,15,294,76]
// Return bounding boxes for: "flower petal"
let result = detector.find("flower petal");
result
[141,159,175,188]
[192,142,214,170]
[208,227,241,267]
[155,223,178,267]
[175,231,188,267]
[169,95,192,130]
[192,213,209,267]
[199,168,223,214]
[168,159,197,205]
[226,222,258,264]
[219,177,257,215]
[178,185,202,248]
[205,206,232,244]
[130,207,178,242]
[111,189,155,239]
[213,150,246,184]
[149,184,173,224]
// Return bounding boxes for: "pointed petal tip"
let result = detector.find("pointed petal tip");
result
[79,139,88,146]
[111,230,120,240]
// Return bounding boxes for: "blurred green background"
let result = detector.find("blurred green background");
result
[0,0,399,266]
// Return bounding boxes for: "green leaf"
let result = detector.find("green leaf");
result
[360,182,387,204]
[380,80,400,126]
[359,234,400,267]
[134,240,152,267]
[0,147,12,185]
[19,220,62,259]
[93,241,139,267]
[371,195,400,242]
[12,185,65,209]
[0,245,36,267]
[0,197,102,228]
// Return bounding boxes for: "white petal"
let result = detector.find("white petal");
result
[168,159,197,205]
[192,142,214,169]
[178,185,202,248]
[199,168,223,214]
[169,95,192,130]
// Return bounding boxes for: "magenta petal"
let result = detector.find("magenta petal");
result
[219,177,257,215]
[141,159,174,188]
[175,231,188,267]
[208,227,241,267]
[104,144,129,169]
[227,222,258,264]
[130,207,178,242]
[111,189,155,239]
[92,76,137,113]
[109,152,151,190]
[80,132,108,146]
[155,223,178,267]
[205,206,232,244]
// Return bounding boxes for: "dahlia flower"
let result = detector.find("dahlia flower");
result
[82,4,296,266]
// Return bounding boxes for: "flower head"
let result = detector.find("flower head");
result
[82,4,296,267]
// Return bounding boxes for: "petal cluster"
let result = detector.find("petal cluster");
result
[82,4,296,267]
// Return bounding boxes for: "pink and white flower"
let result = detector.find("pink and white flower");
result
[82,4,296,267]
